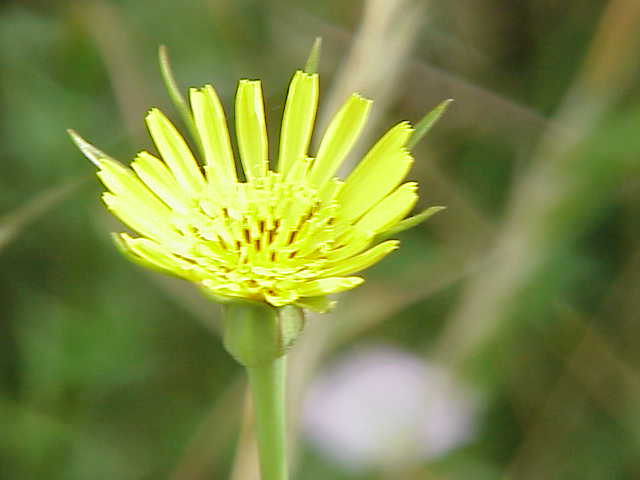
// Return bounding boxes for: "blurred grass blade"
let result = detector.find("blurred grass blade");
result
[159,45,201,152]
[304,37,322,74]
[374,206,446,242]
[0,178,85,251]
[407,99,453,150]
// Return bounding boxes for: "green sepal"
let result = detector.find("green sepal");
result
[67,129,119,166]
[278,305,306,351]
[374,206,446,242]
[407,99,453,150]
[295,295,336,313]
[158,45,201,153]
[222,302,305,367]
[304,37,322,74]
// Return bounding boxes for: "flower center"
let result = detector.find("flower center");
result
[171,172,350,301]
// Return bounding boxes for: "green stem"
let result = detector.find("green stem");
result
[246,356,288,480]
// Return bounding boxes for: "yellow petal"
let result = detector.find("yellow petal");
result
[277,70,319,175]
[145,108,205,193]
[116,233,184,276]
[323,231,372,263]
[113,233,171,274]
[131,151,190,212]
[338,121,414,221]
[284,155,313,185]
[307,94,371,188]
[295,276,364,297]
[355,182,418,235]
[190,85,237,187]
[321,240,399,277]
[318,178,344,204]
[235,80,268,182]
[97,157,172,217]
[102,193,179,244]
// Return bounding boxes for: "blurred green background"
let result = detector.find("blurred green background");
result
[2,0,640,478]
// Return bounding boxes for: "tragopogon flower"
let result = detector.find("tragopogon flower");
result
[70,67,443,312]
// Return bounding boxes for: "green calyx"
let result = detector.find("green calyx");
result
[222,302,305,367]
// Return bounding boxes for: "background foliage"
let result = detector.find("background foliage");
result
[1,0,640,478]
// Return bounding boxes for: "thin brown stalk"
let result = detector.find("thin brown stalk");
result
[70,0,152,142]
[432,0,640,368]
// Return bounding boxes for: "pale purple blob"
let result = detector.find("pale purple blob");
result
[302,345,478,471]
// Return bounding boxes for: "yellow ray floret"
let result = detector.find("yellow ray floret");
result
[70,69,442,311]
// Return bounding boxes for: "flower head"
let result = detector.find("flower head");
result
[71,65,443,311]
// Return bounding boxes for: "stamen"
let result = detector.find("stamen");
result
[173,175,366,303]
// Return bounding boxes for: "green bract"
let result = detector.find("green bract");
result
[222,302,305,366]
[70,68,443,311]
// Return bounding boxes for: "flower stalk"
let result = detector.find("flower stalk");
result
[246,357,288,480]
[223,302,302,480]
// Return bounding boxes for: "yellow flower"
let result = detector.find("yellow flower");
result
[70,69,443,312]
